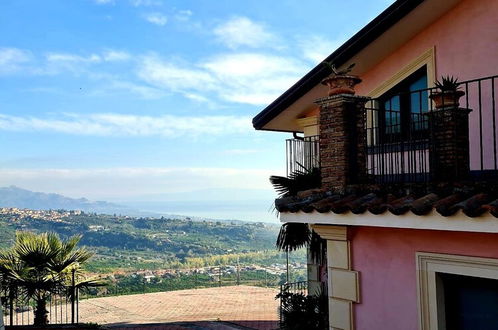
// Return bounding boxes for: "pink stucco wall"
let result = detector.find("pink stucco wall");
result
[351,226,498,330]
[355,0,498,171]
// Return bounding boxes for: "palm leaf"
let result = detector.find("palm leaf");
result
[270,167,321,197]
[276,223,311,252]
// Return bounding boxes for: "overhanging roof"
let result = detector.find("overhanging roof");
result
[252,0,427,131]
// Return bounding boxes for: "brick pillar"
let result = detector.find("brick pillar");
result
[426,107,472,182]
[315,95,369,192]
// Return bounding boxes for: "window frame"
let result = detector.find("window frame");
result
[378,66,429,143]
[416,252,498,330]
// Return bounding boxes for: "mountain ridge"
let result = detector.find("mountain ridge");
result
[0,186,145,215]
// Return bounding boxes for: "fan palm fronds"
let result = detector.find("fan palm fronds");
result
[0,231,97,325]
[276,223,311,252]
[270,166,321,197]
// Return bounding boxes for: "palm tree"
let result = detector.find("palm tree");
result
[0,231,100,325]
[271,166,323,254]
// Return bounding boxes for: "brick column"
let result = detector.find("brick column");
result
[426,107,472,182]
[315,95,369,192]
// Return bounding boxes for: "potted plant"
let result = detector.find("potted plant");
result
[321,62,361,96]
[429,75,465,109]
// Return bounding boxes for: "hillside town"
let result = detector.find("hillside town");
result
[0,207,82,222]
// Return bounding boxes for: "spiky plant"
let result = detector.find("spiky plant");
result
[0,231,102,325]
[322,61,355,76]
[434,75,461,92]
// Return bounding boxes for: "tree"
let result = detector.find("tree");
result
[270,167,323,254]
[0,231,101,325]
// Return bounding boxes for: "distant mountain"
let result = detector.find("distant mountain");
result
[0,186,147,216]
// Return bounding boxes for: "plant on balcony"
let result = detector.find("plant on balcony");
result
[270,166,321,198]
[321,61,361,96]
[271,166,325,260]
[277,289,329,329]
[430,75,465,109]
[0,231,104,326]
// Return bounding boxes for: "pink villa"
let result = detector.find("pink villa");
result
[253,0,498,329]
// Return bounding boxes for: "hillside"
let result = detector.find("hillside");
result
[0,208,281,273]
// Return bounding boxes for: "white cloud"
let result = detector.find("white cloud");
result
[103,50,131,62]
[46,52,102,63]
[203,53,304,104]
[129,0,162,6]
[298,35,345,64]
[0,48,31,74]
[41,52,103,75]
[143,12,167,26]
[213,16,278,49]
[94,0,114,4]
[0,167,277,199]
[138,55,216,91]
[102,80,165,99]
[0,113,252,137]
[175,10,192,21]
[138,53,307,105]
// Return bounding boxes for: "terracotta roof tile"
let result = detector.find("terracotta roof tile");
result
[275,188,498,218]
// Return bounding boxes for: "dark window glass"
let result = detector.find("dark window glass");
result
[379,66,428,140]
[439,272,498,330]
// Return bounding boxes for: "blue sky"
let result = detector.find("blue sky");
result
[0,0,393,221]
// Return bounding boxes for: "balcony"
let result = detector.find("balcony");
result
[286,74,498,185]
[285,135,319,176]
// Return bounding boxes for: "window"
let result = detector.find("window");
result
[379,66,428,141]
[438,273,498,329]
[417,252,498,330]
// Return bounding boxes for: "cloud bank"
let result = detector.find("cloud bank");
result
[0,113,252,137]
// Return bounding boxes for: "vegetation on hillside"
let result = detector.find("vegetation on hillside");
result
[0,210,307,296]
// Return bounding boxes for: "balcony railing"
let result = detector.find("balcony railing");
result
[286,135,319,176]
[365,74,498,184]
[286,74,498,184]
[278,281,308,325]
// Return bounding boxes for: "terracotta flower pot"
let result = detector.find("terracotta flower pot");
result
[429,90,465,109]
[321,75,362,96]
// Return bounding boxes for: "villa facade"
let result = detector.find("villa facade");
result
[253,0,498,329]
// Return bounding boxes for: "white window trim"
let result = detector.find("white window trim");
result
[416,252,498,330]
[367,47,436,98]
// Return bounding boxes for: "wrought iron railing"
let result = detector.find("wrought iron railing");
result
[364,74,498,184]
[0,282,79,326]
[286,135,319,176]
[286,75,498,184]
[278,281,308,325]
[365,103,431,183]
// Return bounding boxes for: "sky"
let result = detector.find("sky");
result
[0,0,394,221]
